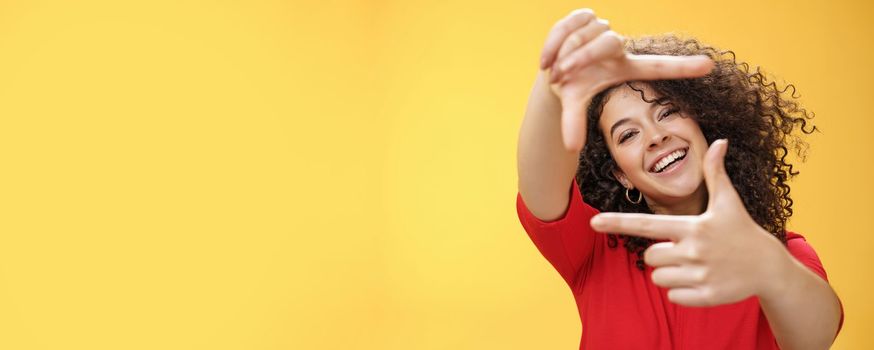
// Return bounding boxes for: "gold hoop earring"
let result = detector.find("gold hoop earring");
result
[625,188,642,204]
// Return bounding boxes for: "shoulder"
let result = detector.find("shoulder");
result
[784,231,816,254]
[784,231,829,282]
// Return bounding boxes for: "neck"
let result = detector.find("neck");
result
[645,183,708,216]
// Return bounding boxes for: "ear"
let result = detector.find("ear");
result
[611,169,631,189]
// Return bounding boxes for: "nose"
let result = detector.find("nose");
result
[647,129,670,150]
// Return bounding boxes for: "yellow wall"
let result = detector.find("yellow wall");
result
[0,0,870,349]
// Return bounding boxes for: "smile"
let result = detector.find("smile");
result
[649,148,688,173]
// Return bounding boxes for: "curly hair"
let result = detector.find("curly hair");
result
[576,35,816,271]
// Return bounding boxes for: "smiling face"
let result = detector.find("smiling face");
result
[598,83,710,214]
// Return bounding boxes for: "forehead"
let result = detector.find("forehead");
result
[601,84,662,117]
[599,83,662,130]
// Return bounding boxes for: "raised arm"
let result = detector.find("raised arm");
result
[518,9,715,221]
[517,69,580,221]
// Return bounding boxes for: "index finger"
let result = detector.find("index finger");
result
[590,213,694,241]
[540,9,596,69]
[625,54,715,81]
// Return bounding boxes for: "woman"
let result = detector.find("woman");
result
[516,8,844,350]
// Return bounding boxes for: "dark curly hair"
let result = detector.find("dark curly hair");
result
[576,35,816,271]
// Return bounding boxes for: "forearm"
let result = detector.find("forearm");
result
[517,70,581,221]
[759,249,842,350]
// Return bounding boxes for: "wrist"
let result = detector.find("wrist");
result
[755,235,800,302]
[534,69,561,101]
[524,70,564,123]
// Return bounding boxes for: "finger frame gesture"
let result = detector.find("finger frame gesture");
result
[590,140,792,307]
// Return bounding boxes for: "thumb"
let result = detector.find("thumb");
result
[560,95,587,153]
[703,139,736,208]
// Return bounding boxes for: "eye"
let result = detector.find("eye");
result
[618,130,637,144]
[658,107,680,121]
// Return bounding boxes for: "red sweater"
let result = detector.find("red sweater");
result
[516,180,844,350]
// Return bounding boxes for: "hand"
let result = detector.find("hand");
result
[539,9,715,152]
[589,140,792,307]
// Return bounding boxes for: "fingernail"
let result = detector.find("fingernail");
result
[590,215,603,227]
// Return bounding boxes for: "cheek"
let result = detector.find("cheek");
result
[612,148,644,175]
[676,118,706,140]
[666,120,707,151]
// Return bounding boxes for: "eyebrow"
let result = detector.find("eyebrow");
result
[609,103,661,137]
[609,118,631,137]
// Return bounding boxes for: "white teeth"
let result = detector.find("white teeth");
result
[652,149,687,173]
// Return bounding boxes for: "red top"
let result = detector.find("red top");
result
[516,180,844,350]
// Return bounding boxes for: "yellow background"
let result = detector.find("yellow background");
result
[0,0,870,349]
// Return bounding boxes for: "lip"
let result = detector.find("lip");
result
[648,147,689,173]
[650,153,688,177]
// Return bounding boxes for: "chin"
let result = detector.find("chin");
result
[654,184,704,202]
[643,171,705,204]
